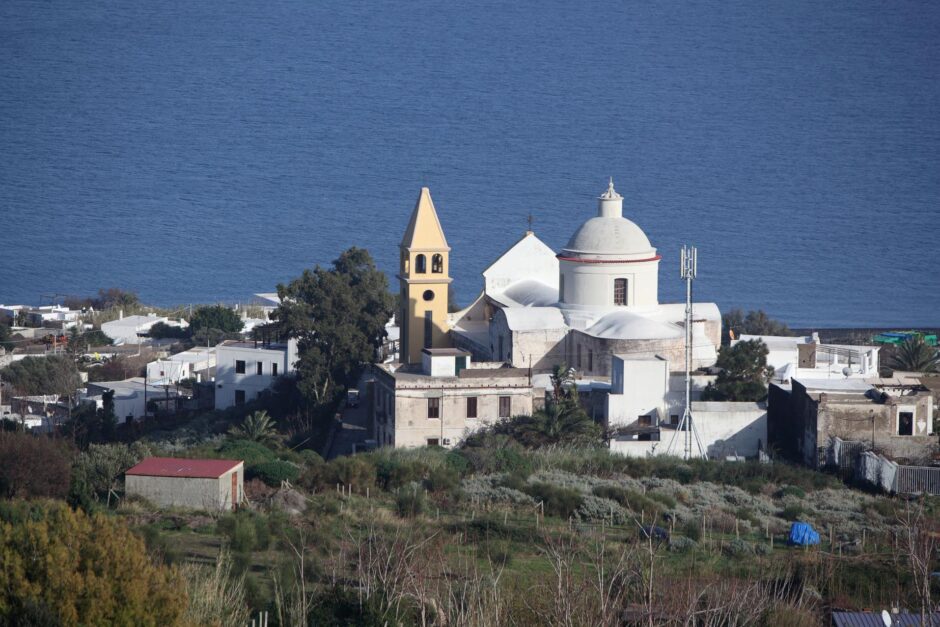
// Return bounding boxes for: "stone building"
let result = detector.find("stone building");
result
[373,348,537,448]
[768,376,936,467]
[125,457,244,511]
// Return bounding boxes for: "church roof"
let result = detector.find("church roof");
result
[563,216,655,258]
[501,307,567,331]
[583,310,682,340]
[493,279,558,308]
[560,180,657,260]
[401,187,449,250]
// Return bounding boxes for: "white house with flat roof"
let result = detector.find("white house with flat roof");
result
[146,347,216,386]
[214,339,298,410]
[101,313,188,344]
[732,333,880,385]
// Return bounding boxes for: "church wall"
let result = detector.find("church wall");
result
[488,310,567,370]
[570,331,685,378]
[559,259,659,308]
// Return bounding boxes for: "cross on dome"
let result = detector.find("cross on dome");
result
[600,177,621,200]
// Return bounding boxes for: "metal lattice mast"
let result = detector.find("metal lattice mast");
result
[666,245,706,460]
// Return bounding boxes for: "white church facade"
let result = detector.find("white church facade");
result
[449,180,722,377]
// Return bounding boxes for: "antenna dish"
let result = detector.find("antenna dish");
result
[881,609,892,626]
[842,366,852,378]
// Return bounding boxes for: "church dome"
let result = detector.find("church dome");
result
[560,180,657,261]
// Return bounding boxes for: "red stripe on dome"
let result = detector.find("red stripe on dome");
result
[556,254,662,264]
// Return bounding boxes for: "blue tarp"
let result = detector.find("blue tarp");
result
[788,522,820,546]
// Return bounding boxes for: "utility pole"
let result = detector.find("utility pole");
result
[666,245,706,460]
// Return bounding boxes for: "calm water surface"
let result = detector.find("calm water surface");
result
[1,1,938,326]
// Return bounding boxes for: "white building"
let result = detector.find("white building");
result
[605,354,767,459]
[214,339,298,410]
[125,457,244,511]
[374,349,537,448]
[732,333,880,384]
[146,347,216,386]
[450,180,721,377]
[101,313,187,344]
[83,378,150,423]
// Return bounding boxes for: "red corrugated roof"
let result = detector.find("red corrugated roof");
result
[126,457,242,479]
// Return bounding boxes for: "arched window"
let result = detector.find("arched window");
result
[431,254,443,273]
[614,278,628,306]
[415,254,426,274]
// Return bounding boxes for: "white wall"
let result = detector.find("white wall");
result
[214,340,297,410]
[483,232,558,295]
[559,258,659,308]
[692,402,767,458]
[607,356,668,427]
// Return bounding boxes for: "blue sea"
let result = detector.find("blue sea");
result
[1,1,938,327]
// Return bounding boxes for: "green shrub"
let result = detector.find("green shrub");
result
[754,542,773,556]
[780,504,804,521]
[218,439,276,466]
[396,486,426,518]
[424,464,459,493]
[668,535,697,553]
[591,485,663,519]
[320,456,377,493]
[680,518,703,542]
[217,511,269,552]
[376,458,426,490]
[776,485,806,499]
[444,450,472,476]
[524,482,583,518]
[482,539,513,566]
[723,538,754,557]
[647,491,677,509]
[248,460,300,487]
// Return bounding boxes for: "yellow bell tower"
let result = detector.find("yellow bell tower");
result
[398,187,452,364]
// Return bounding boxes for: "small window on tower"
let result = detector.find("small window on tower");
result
[431,254,443,273]
[423,290,434,301]
[415,254,427,273]
[614,278,628,306]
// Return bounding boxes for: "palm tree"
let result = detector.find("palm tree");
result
[509,400,601,447]
[228,410,281,444]
[549,362,575,402]
[889,337,940,373]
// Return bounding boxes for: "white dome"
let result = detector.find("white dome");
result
[563,216,655,259]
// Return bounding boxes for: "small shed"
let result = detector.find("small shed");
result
[125,457,244,511]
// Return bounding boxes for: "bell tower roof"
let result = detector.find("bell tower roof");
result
[401,187,450,250]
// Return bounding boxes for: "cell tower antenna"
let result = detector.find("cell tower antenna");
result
[666,245,707,460]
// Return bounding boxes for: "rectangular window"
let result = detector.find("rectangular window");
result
[235,360,246,374]
[638,415,652,426]
[272,362,278,377]
[670,414,679,425]
[899,411,914,436]
[235,390,246,406]
[588,349,593,372]
[614,278,628,306]
[256,362,263,375]
[424,311,433,348]
[427,438,440,447]
[467,396,478,418]
[577,345,582,369]
[428,397,440,419]
[498,396,511,418]
[559,275,565,301]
